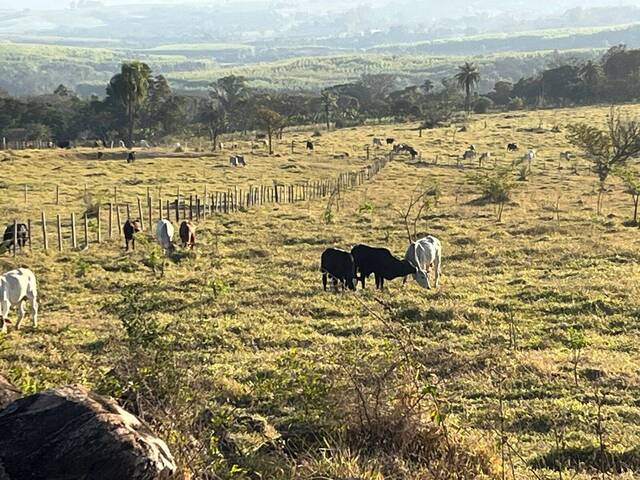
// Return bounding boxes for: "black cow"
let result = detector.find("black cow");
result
[393,144,419,160]
[351,244,417,290]
[127,151,136,163]
[179,220,196,249]
[386,138,395,145]
[321,248,356,291]
[507,143,519,152]
[306,141,314,150]
[123,219,141,250]
[57,140,71,149]
[2,223,28,250]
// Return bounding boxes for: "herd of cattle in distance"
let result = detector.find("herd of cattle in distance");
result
[321,236,442,292]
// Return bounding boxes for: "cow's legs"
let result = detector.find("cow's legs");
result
[434,255,441,288]
[30,294,38,328]
[15,300,25,330]
[322,273,328,291]
[0,301,8,333]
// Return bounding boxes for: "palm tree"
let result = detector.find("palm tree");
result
[209,75,249,131]
[107,62,152,146]
[455,62,480,113]
[579,61,603,101]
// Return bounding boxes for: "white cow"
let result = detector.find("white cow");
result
[522,149,537,162]
[155,220,175,253]
[373,138,383,147]
[404,236,442,289]
[0,268,38,333]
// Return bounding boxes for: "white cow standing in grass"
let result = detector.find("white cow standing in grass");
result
[0,268,38,333]
[155,219,175,253]
[404,236,442,289]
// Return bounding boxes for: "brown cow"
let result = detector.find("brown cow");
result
[179,221,196,249]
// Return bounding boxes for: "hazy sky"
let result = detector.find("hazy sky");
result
[0,0,632,12]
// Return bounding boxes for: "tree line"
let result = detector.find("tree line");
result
[2,45,640,148]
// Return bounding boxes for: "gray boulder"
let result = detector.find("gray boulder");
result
[0,385,176,480]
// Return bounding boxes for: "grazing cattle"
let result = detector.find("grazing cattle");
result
[463,149,477,161]
[0,268,38,333]
[479,152,491,165]
[386,138,395,145]
[179,221,196,249]
[468,144,476,151]
[394,144,419,160]
[404,236,442,289]
[155,220,175,253]
[373,138,383,147]
[57,140,71,149]
[306,141,314,150]
[507,143,519,152]
[560,151,573,160]
[97,151,104,160]
[321,248,356,291]
[229,155,246,167]
[522,149,537,162]
[123,219,141,251]
[2,223,28,251]
[127,151,136,163]
[139,139,151,149]
[350,244,417,290]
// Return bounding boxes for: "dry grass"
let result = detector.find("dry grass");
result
[2,105,640,478]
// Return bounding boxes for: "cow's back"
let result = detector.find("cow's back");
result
[2,268,36,304]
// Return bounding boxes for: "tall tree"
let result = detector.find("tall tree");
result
[106,62,152,146]
[320,89,336,131]
[255,107,284,155]
[209,75,249,132]
[455,62,480,113]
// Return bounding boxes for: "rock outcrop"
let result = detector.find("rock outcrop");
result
[0,385,176,480]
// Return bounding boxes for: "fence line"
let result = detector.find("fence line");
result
[2,153,393,255]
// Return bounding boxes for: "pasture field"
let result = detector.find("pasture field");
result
[2,105,640,479]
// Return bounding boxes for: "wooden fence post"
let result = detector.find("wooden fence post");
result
[27,219,32,253]
[137,197,144,230]
[84,213,89,248]
[108,203,113,239]
[41,211,48,252]
[176,187,180,223]
[71,213,77,249]
[12,219,17,257]
[126,203,131,220]
[116,204,122,237]
[56,215,62,252]
[97,206,102,244]
[147,196,152,231]
[55,185,59,205]
[189,195,193,220]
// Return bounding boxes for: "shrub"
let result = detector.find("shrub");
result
[508,97,525,111]
[473,96,494,114]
